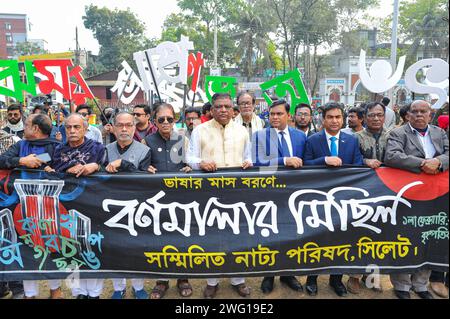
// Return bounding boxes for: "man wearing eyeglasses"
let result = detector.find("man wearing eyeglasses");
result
[234,91,268,139]
[187,93,252,299]
[104,112,152,300]
[294,103,316,137]
[142,103,191,175]
[356,102,390,170]
[3,104,25,139]
[75,104,103,144]
[105,112,152,174]
[344,102,391,296]
[132,104,158,142]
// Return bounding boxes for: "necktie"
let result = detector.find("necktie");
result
[279,132,291,157]
[330,136,338,157]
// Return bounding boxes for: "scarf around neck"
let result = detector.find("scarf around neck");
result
[6,120,24,133]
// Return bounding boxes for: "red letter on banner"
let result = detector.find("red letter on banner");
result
[34,60,72,99]
[187,52,204,93]
[69,65,95,105]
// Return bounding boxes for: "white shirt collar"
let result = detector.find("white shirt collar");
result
[409,123,430,136]
[325,130,340,141]
[275,126,290,135]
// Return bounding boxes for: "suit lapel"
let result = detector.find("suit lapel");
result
[406,125,426,157]
[289,128,297,157]
[338,132,346,158]
[319,131,331,156]
[428,126,442,155]
[267,128,282,157]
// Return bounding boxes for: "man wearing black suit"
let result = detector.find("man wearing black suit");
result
[252,100,307,294]
[294,103,316,137]
[303,102,364,297]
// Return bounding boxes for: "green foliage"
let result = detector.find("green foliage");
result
[177,0,236,31]
[267,42,283,71]
[82,5,149,71]
[379,0,449,62]
[160,12,235,69]
[14,42,48,56]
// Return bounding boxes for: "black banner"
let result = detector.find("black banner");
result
[0,167,448,281]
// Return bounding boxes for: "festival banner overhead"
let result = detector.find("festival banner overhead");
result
[0,59,94,105]
[0,167,448,281]
[359,50,449,109]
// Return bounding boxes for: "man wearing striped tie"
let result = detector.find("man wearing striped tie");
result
[303,102,363,297]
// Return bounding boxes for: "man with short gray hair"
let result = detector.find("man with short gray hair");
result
[105,112,152,299]
[49,114,105,177]
[234,91,268,139]
[105,112,152,174]
[385,100,449,299]
[46,113,106,298]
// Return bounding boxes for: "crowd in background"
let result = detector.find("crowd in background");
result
[0,93,448,300]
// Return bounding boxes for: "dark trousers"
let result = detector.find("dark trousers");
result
[430,271,449,286]
[307,274,343,283]
[0,282,9,296]
[0,281,23,296]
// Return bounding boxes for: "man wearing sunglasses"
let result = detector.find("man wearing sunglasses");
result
[3,104,25,139]
[132,104,158,142]
[141,103,193,299]
[187,93,253,299]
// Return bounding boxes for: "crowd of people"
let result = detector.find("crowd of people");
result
[0,93,448,300]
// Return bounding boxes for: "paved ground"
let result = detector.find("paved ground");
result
[28,275,447,299]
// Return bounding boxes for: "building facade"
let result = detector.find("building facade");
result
[0,13,27,59]
[319,55,413,107]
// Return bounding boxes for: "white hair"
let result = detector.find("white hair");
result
[65,113,89,128]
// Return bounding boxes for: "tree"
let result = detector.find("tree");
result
[14,41,47,56]
[266,0,377,81]
[266,0,303,70]
[400,0,449,61]
[230,1,275,81]
[160,13,235,69]
[171,1,237,68]
[292,1,338,95]
[82,5,150,71]
[177,0,236,39]
[378,0,448,68]
[264,41,284,72]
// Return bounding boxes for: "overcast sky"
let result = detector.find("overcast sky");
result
[3,0,396,54]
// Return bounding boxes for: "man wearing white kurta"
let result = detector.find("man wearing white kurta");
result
[187,93,253,299]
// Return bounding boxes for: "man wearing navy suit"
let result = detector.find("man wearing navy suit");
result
[304,102,363,297]
[252,99,307,294]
